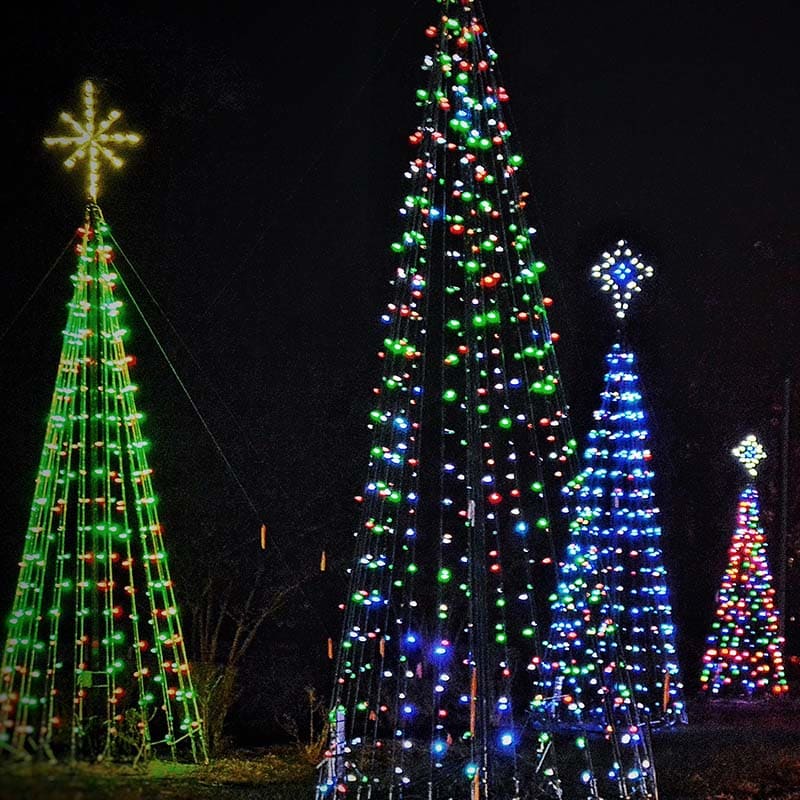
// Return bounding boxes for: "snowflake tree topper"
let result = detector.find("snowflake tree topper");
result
[44,80,141,202]
[591,239,654,320]
[733,434,766,479]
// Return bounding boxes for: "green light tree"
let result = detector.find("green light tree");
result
[0,81,207,763]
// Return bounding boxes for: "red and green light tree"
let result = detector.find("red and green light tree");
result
[700,435,788,698]
[317,7,657,799]
[0,82,206,763]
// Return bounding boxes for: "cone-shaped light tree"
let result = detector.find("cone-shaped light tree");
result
[317,7,658,798]
[0,81,206,763]
[700,435,788,698]
[543,241,686,731]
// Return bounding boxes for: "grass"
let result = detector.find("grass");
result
[1,707,799,800]
[0,749,317,800]
[653,701,800,799]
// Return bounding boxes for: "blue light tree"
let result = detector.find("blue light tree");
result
[543,241,686,731]
[700,435,788,698]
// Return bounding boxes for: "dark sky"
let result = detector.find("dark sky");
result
[0,1,798,704]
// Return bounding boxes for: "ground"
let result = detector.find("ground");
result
[1,703,799,800]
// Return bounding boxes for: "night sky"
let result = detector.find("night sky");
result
[1,1,798,729]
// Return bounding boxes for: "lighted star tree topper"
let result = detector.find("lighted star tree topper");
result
[43,80,141,202]
[317,8,659,799]
[543,240,686,732]
[700,436,788,698]
[0,81,207,763]
[590,240,654,320]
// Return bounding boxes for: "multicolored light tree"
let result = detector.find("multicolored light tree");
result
[318,7,657,799]
[700,435,788,698]
[0,81,206,763]
[543,241,685,730]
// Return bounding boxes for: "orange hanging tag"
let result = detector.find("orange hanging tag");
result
[320,550,327,572]
[260,524,267,550]
[327,637,334,660]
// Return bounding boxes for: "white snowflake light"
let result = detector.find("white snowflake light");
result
[44,81,140,201]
